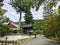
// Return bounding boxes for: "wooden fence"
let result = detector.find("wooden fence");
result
[0,40,17,45]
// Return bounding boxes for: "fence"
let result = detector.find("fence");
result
[0,37,34,45]
[0,40,17,45]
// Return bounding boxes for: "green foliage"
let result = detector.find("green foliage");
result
[24,11,33,24]
[0,0,10,37]
[43,0,57,19]
[57,6,60,15]
[43,1,60,42]
[0,0,3,7]
[0,0,3,2]
[0,24,9,37]
[35,0,45,11]
[33,30,40,35]
[47,0,57,9]
[17,29,23,34]
[10,0,33,12]
[10,0,45,11]
[32,20,44,35]
[0,0,6,16]
[10,0,59,30]
[2,17,10,23]
[44,13,60,38]
[10,0,35,29]
[44,15,56,37]
[33,20,44,30]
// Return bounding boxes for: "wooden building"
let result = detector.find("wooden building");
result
[8,22,33,34]
[21,24,33,34]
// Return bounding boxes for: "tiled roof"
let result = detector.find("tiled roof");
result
[11,22,18,28]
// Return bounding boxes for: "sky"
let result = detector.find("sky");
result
[2,0,60,22]
[2,0,43,22]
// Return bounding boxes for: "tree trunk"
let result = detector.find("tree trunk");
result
[18,11,22,30]
[35,34,37,38]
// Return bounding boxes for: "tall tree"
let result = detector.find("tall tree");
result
[44,6,60,38]
[10,0,45,29]
[43,0,57,19]
[44,14,57,37]
[10,0,60,30]
[24,11,33,24]
[0,0,9,23]
[0,0,10,37]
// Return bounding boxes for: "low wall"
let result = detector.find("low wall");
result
[0,37,34,45]
[16,37,34,45]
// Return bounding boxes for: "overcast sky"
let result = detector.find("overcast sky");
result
[2,0,44,22]
[2,0,60,22]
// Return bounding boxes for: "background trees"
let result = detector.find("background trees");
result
[24,11,33,24]
[10,0,33,29]
[0,0,10,37]
[0,24,10,37]
[32,20,44,37]
[10,0,60,29]
[43,5,60,41]
[10,0,45,29]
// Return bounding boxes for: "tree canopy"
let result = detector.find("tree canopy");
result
[0,0,10,37]
[24,11,33,24]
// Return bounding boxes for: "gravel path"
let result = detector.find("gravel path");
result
[20,35,60,45]
[0,35,34,41]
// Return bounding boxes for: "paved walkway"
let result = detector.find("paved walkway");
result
[20,35,60,45]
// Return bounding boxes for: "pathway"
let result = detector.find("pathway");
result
[20,35,60,45]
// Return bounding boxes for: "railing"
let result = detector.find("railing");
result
[0,37,34,45]
[0,40,17,45]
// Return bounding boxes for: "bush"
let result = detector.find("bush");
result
[17,29,23,34]
[0,24,10,37]
[32,30,40,38]
[33,30,40,35]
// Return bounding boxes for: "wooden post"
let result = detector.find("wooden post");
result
[1,42,3,45]
[5,37,7,45]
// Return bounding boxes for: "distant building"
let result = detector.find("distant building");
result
[8,21,33,34]
[21,24,33,34]
[8,21,18,28]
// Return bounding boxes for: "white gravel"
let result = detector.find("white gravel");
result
[0,35,34,41]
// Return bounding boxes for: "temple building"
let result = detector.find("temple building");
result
[8,21,33,34]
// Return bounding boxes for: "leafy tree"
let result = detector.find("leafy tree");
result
[43,0,57,19]
[10,0,45,29]
[0,0,4,15]
[57,6,60,15]
[33,30,40,38]
[56,6,60,38]
[0,24,9,37]
[10,0,60,30]
[44,15,57,37]
[0,0,9,23]
[44,6,60,38]
[10,0,59,29]
[0,0,10,37]
[10,0,60,38]
[42,0,60,38]
[32,20,44,37]
[24,11,33,24]
[33,20,44,31]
